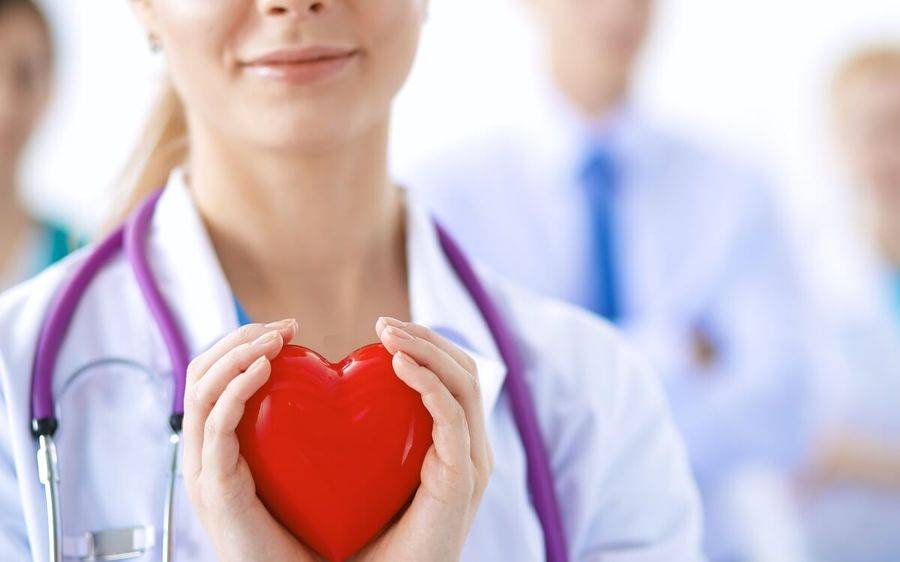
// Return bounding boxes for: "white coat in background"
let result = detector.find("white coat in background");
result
[398,95,813,560]
[802,253,900,562]
[0,170,704,561]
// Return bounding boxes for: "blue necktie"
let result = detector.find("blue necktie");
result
[581,147,621,322]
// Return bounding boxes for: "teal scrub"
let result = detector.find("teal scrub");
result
[235,297,252,325]
[1,221,79,291]
[43,222,75,267]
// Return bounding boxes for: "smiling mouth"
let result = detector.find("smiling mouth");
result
[240,47,359,85]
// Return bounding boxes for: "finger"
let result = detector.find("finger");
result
[376,317,477,374]
[379,325,479,402]
[379,325,489,473]
[201,355,272,478]
[186,319,298,388]
[184,328,291,479]
[193,330,285,416]
[393,321,494,480]
[393,352,471,471]
[184,330,285,475]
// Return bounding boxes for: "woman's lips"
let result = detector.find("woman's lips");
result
[241,47,359,85]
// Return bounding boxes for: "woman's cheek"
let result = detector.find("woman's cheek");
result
[154,2,245,118]
[359,0,424,94]
[153,0,247,65]
[154,0,249,22]
[359,0,424,51]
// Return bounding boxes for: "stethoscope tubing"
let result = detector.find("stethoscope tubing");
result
[123,189,190,427]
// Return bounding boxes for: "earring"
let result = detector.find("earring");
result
[148,33,162,53]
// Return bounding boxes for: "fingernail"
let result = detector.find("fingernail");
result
[265,319,297,330]
[381,317,406,328]
[375,317,387,333]
[252,330,280,346]
[386,326,414,340]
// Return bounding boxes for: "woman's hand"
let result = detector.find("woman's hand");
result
[353,317,494,562]
[182,319,319,562]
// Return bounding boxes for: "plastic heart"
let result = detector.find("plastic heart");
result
[237,343,433,561]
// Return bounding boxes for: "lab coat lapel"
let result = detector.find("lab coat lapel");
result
[148,172,508,415]
[147,171,240,364]
[405,191,509,415]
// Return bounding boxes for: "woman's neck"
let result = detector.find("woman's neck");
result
[186,120,410,358]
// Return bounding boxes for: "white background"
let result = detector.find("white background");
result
[22,0,900,301]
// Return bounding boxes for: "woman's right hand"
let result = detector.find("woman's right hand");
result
[181,319,320,562]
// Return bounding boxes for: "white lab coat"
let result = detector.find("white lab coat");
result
[398,97,813,559]
[801,256,900,562]
[0,170,703,561]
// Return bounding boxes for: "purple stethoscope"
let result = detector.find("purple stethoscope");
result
[29,189,568,562]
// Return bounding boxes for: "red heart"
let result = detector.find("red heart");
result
[237,343,433,562]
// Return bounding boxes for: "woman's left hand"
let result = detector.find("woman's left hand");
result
[351,317,494,562]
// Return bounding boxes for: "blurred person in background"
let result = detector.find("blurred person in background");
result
[798,45,900,562]
[401,0,813,559]
[0,0,74,291]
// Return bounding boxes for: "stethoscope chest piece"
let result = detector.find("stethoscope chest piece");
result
[63,525,157,561]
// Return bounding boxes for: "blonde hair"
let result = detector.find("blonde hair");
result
[111,81,188,224]
[833,44,900,102]
[830,45,900,243]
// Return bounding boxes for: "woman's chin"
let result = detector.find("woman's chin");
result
[247,125,362,156]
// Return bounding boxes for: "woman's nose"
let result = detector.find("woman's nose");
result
[256,0,329,18]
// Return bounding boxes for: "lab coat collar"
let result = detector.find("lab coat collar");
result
[528,74,653,185]
[149,169,508,415]
[850,249,900,336]
[404,188,508,413]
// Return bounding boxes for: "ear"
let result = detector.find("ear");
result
[130,0,157,37]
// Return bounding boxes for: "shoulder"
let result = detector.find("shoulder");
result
[397,126,539,195]
[636,118,775,199]
[633,121,788,250]
[0,244,134,392]
[637,119,751,171]
[0,251,81,343]
[0,254,81,423]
